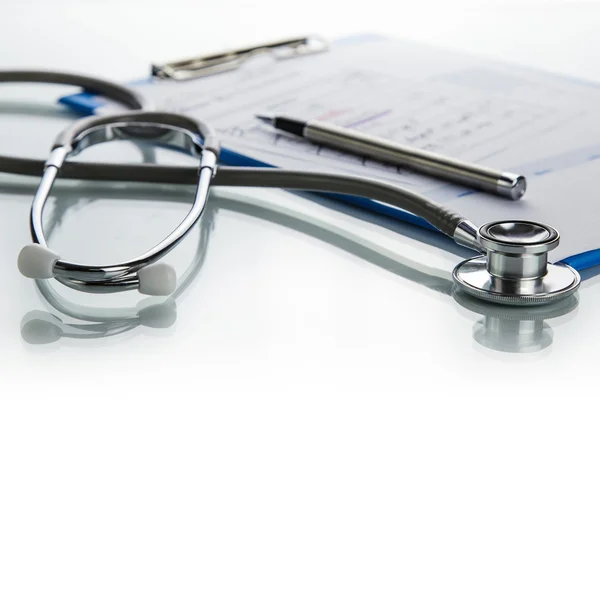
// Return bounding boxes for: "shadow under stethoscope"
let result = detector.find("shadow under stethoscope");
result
[5,177,581,353]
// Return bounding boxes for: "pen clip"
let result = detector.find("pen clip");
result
[151,35,329,81]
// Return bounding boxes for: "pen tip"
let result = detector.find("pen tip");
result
[255,114,275,126]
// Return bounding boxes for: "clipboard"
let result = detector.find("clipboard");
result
[60,34,437,233]
[59,34,600,271]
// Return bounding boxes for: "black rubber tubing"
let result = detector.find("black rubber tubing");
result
[0,156,464,237]
[0,70,147,109]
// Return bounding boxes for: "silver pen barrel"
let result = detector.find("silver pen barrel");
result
[304,121,526,200]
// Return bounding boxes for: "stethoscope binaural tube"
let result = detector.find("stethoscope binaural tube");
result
[17,111,220,296]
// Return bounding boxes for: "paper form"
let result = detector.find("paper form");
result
[84,36,600,262]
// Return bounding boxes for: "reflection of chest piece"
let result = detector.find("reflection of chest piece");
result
[452,220,581,306]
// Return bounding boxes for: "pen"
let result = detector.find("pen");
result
[255,115,526,200]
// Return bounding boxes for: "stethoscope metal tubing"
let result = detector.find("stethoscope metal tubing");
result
[42,153,215,283]
[19,112,220,295]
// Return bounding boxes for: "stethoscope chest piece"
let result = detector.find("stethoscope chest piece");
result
[452,220,581,306]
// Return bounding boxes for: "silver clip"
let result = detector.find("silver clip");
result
[151,35,329,81]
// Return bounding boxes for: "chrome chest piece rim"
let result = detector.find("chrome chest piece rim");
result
[452,220,581,306]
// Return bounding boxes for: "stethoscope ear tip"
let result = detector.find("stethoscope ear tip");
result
[138,263,177,296]
[17,244,59,279]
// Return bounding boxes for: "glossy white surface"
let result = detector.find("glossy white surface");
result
[1,2,600,598]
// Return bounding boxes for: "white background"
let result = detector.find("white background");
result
[1,1,600,599]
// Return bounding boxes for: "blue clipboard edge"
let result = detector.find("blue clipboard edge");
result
[57,40,596,273]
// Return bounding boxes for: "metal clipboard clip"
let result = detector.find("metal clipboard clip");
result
[151,35,329,81]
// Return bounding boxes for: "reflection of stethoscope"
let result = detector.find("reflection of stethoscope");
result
[1,70,582,306]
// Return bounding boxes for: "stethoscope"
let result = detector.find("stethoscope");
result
[1,70,582,306]
[13,179,578,353]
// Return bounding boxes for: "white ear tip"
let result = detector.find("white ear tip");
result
[18,244,60,279]
[138,263,176,296]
